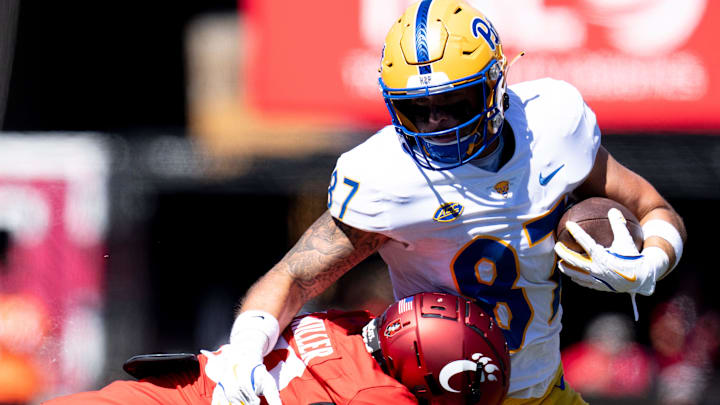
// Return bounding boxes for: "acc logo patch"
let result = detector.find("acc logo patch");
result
[433,202,464,222]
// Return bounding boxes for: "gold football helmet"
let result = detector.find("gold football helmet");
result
[379,0,508,170]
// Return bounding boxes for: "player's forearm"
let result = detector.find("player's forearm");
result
[581,147,686,273]
[618,187,686,276]
[618,174,686,276]
[239,268,303,330]
[637,204,686,278]
[617,172,686,269]
[239,261,355,330]
[637,205,686,242]
[238,211,389,330]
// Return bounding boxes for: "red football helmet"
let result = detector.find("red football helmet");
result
[373,292,510,405]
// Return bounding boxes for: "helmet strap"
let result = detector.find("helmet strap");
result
[507,51,526,70]
[468,365,486,404]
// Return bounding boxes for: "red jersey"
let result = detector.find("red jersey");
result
[43,310,417,405]
[268,310,417,404]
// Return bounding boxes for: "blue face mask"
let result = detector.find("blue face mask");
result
[381,60,506,171]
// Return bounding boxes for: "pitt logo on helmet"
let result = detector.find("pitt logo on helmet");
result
[433,202,464,222]
[472,17,500,51]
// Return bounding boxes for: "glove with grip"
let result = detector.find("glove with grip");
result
[555,208,670,320]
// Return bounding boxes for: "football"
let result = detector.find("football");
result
[555,197,643,253]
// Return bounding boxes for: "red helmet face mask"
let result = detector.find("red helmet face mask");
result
[374,292,510,405]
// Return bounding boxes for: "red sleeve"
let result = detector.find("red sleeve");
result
[349,386,418,405]
[278,311,417,405]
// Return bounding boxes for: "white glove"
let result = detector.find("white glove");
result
[210,311,283,405]
[554,208,670,319]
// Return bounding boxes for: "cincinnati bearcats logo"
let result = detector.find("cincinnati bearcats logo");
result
[438,353,500,393]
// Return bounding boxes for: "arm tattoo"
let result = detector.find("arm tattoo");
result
[277,210,388,301]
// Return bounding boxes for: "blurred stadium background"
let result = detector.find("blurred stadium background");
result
[0,1,718,404]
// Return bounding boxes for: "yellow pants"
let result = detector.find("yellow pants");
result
[503,365,587,405]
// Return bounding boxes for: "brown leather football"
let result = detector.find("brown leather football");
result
[555,197,643,253]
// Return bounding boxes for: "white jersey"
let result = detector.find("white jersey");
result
[328,78,601,398]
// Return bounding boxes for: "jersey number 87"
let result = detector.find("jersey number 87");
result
[327,170,360,220]
[451,199,565,352]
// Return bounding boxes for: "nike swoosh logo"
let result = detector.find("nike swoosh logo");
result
[539,164,565,186]
[611,268,637,282]
[554,375,566,390]
[607,252,641,282]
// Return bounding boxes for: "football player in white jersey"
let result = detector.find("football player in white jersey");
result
[215,1,687,404]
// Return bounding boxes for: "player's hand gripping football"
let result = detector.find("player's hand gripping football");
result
[554,208,669,297]
[210,311,282,405]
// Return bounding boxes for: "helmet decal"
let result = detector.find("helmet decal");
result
[439,352,501,393]
[471,17,500,51]
[398,296,415,313]
[415,0,433,74]
[384,319,403,337]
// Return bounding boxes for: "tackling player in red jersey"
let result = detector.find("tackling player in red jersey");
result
[43,292,510,405]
